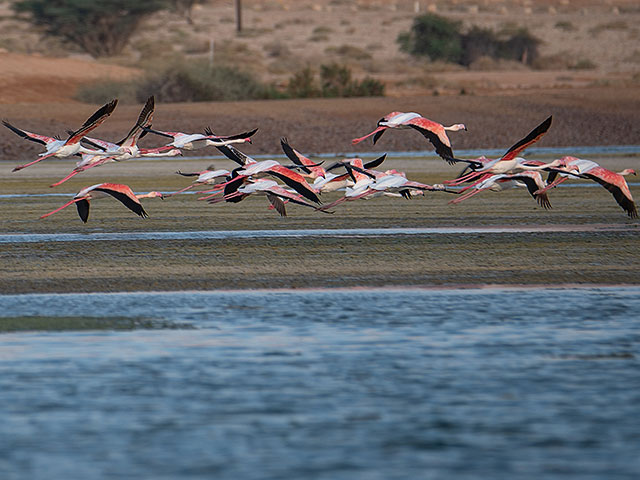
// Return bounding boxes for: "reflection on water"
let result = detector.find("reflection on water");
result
[1,287,639,479]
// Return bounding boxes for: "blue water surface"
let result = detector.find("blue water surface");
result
[0,287,639,480]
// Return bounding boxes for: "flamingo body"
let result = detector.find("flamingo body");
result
[40,183,162,223]
[352,111,466,163]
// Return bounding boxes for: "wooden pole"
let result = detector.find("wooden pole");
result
[235,0,242,34]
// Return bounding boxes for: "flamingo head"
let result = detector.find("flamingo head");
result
[378,112,403,125]
[449,123,467,132]
[148,191,165,200]
[166,148,183,157]
[554,158,580,172]
[620,168,636,176]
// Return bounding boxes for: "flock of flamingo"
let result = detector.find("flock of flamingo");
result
[3,96,637,222]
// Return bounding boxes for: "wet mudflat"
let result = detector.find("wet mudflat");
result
[1,155,639,293]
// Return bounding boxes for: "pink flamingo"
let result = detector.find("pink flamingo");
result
[40,183,163,223]
[449,171,552,209]
[143,125,257,151]
[167,166,232,197]
[280,137,326,179]
[209,179,330,216]
[5,99,118,171]
[222,159,322,204]
[351,111,466,163]
[319,164,451,211]
[445,116,577,192]
[535,156,637,218]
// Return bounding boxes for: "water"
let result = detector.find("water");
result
[1,287,639,479]
[0,224,634,244]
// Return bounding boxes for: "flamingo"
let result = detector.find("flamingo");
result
[319,164,452,211]
[351,111,467,163]
[535,156,637,218]
[167,166,231,197]
[49,146,182,188]
[73,95,156,161]
[40,183,163,223]
[280,137,326,179]
[214,157,322,204]
[143,125,258,151]
[208,178,330,216]
[445,116,574,191]
[449,171,552,209]
[48,96,181,187]
[313,155,388,193]
[5,99,118,171]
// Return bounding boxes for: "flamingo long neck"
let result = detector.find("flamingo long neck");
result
[351,126,387,145]
[39,197,86,219]
[136,192,161,199]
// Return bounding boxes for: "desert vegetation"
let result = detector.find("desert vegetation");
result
[1,0,639,104]
[397,13,540,67]
[75,61,384,104]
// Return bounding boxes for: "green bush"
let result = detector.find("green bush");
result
[348,76,385,97]
[286,67,321,98]
[75,62,383,103]
[398,14,540,67]
[286,64,385,98]
[320,63,353,97]
[460,26,499,66]
[75,61,283,103]
[497,27,540,65]
[397,14,463,63]
[138,64,250,102]
[12,0,168,58]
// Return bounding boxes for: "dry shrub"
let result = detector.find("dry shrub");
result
[532,53,571,71]
[274,17,313,29]
[183,38,211,55]
[308,33,330,42]
[396,75,440,89]
[569,59,597,70]
[554,20,576,32]
[589,20,628,35]
[263,41,291,58]
[312,26,334,35]
[324,44,372,61]
[267,56,307,75]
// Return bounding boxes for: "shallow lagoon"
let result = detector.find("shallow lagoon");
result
[1,287,639,479]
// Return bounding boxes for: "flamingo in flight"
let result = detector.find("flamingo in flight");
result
[40,183,163,223]
[351,111,467,163]
[449,171,553,209]
[143,125,258,151]
[233,160,322,204]
[535,156,637,218]
[167,165,231,197]
[445,116,577,192]
[208,178,330,216]
[319,163,452,211]
[210,142,323,204]
[49,96,183,186]
[280,137,326,179]
[4,99,118,172]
